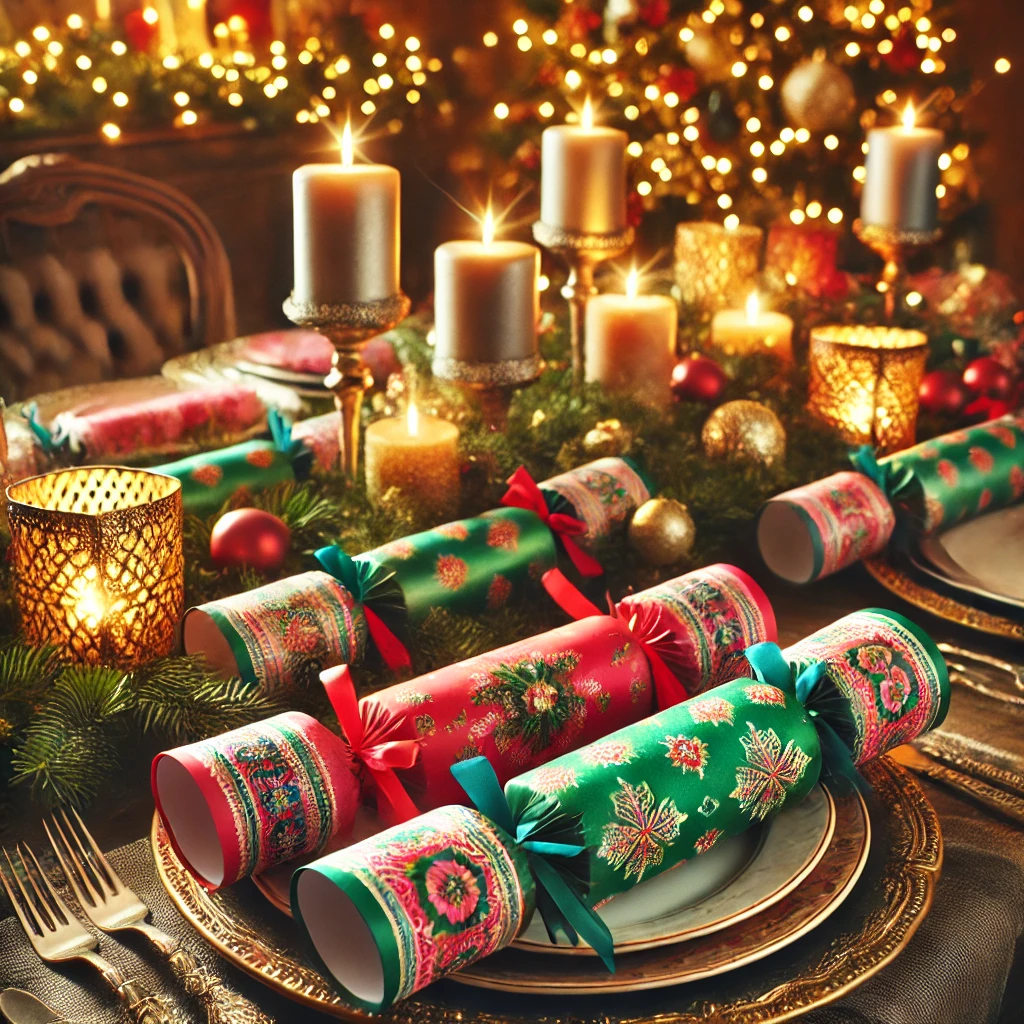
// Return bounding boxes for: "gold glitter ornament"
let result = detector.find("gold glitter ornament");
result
[702,400,787,467]
[781,59,856,132]
[582,418,632,458]
[627,498,696,567]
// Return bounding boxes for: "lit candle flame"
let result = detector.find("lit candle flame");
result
[745,292,760,322]
[73,582,106,629]
[581,94,593,130]
[407,401,419,437]
[901,101,916,131]
[482,204,495,246]
[625,265,639,300]
[341,119,354,167]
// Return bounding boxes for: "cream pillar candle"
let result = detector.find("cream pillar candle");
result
[175,0,210,55]
[585,268,677,408]
[860,102,943,233]
[540,98,628,235]
[364,403,460,518]
[292,122,400,308]
[432,208,540,384]
[711,293,794,362]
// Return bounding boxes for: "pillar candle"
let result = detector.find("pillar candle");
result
[292,122,400,308]
[860,103,943,233]
[432,209,540,383]
[174,0,210,54]
[584,269,677,407]
[539,99,628,235]
[711,293,794,362]
[364,403,460,519]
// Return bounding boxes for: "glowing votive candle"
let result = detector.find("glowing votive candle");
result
[540,98,628,235]
[860,102,943,233]
[292,122,400,307]
[364,404,460,518]
[711,293,794,363]
[585,268,677,408]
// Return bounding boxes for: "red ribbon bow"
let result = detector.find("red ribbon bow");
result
[501,467,604,578]
[541,568,694,709]
[362,605,412,675]
[320,665,422,824]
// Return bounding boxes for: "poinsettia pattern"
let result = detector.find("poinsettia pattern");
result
[744,683,787,707]
[598,778,688,882]
[688,695,735,726]
[527,764,579,795]
[730,722,812,821]
[661,734,709,778]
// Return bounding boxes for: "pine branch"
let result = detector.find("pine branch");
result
[0,639,62,736]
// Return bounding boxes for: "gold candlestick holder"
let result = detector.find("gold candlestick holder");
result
[533,221,634,389]
[432,354,542,431]
[283,292,411,480]
[854,220,942,322]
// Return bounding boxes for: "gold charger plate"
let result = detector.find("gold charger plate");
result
[152,758,941,1024]
[865,553,1024,642]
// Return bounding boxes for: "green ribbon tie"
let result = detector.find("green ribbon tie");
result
[451,756,616,972]
[21,403,65,455]
[269,408,314,478]
[849,445,916,502]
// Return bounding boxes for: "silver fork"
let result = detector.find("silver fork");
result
[46,809,273,1024]
[0,843,175,1024]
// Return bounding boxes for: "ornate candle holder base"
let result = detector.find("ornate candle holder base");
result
[283,292,411,480]
[532,221,634,390]
[433,353,542,431]
[854,220,942,322]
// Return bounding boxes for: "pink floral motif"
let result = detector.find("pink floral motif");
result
[435,554,469,590]
[694,828,724,854]
[880,665,913,714]
[987,424,1017,448]
[744,683,787,707]
[967,447,995,474]
[936,460,959,487]
[917,444,941,459]
[528,765,579,795]
[688,696,735,726]
[583,739,635,767]
[379,538,416,560]
[283,617,321,653]
[1011,465,1024,500]
[857,647,890,675]
[435,522,470,541]
[425,859,481,925]
[486,574,513,610]
[662,735,709,778]
[245,447,276,469]
[190,463,223,487]
[979,488,993,512]
[486,518,520,551]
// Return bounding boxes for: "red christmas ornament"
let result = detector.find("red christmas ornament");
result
[657,65,699,104]
[211,509,291,572]
[639,0,671,30]
[963,356,1014,400]
[881,25,920,75]
[918,369,969,417]
[671,354,728,404]
[123,8,158,51]
[626,190,646,229]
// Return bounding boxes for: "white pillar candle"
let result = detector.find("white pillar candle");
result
[711,293,794,362]
[151,0,179,54]
[292,122,400,308]
[860,102,943,233]
[585,268,677,408]
[174,0,210,55]
[540,98,628,235]
[433,209,539,378]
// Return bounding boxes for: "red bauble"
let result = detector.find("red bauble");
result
[211,509,291,572]
[918,369,969,417]
[123,9,158,51]
[671,354,728,404]
[962,356,1014,400]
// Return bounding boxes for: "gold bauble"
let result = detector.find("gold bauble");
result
[583,418,633,459]
[702,400,787,467]
[683,27,732,82]
[628,498,696,567]
[780,59,855,132]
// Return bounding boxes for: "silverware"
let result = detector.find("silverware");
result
[0,845,175,1024]
[0,989,66,1024]
[45,810,272,1024]
[937,642,1024,706]
[918,732,1024,801]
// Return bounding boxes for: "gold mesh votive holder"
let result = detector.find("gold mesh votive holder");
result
[807,325,928,454]
[6,466,185,667]
[674,221,764,318]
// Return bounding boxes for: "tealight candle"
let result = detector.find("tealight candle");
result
[364,403,460,519]
[292,121,400,308]
[585,268,677,408]
[540,98,628,235]
[711,293,794,363]
[860,102,944,233]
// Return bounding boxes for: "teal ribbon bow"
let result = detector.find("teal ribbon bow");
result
[849,445,916,502]
[744,641,866,794]
[269,409,314,478]
[451,756,616,973]
[21,403,65,455]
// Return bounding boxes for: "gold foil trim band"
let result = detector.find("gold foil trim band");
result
[282,292,411,332]
[532,221,635,253]
[432,354,542,387]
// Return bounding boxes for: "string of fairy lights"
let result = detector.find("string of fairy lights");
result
[0,10,448,140]
[476,0,1013,229]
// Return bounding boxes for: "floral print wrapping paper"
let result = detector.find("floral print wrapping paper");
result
[292,607,948,1012]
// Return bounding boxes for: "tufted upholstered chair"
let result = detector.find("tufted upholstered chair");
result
[0,153,235,402]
